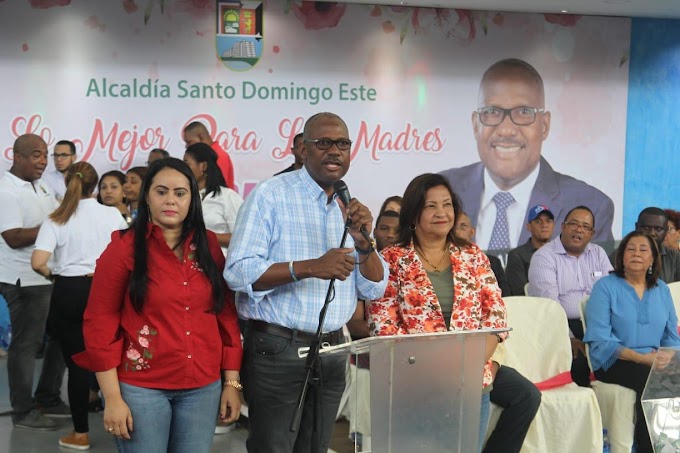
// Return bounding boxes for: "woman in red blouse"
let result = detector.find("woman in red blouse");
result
[74,158,242,452]
[366,173,508,453]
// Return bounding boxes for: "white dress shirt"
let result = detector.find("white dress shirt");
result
[0,172,58,286]
[475,162,540,250]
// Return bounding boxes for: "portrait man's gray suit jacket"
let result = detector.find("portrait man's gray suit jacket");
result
[440,156,615,247]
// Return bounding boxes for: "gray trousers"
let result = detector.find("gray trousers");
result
[0,281,66,420]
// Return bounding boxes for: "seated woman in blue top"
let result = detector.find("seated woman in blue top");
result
[584,230,680,453]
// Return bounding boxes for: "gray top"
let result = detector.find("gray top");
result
[426,265,454,329]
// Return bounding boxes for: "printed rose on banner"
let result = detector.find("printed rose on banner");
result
[291,1,347,30]
[370,7,490,44]
[28,0,70,8]
[122,0,138,14]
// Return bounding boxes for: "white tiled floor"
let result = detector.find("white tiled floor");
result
[0,358,344,453]
[0,358,248,453]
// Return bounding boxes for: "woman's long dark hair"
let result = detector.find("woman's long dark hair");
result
[614,230,661,289]
[127,158,225,313]
[397,173,469,249]
[184,143,226,199]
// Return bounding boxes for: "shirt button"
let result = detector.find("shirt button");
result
[186,331,190,335]
[187,354,192,359]
[183,282,188,286]
[185,306,190,311]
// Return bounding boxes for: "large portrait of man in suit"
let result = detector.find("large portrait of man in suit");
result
[440,58,614,252]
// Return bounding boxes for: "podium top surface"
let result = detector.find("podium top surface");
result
[320,328,511,356]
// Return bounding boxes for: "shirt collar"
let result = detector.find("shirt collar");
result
[481,160,541,210]
[3,171,34,188]
[144,222,197,253]
[298,166,338,204]
[554,235,593,256]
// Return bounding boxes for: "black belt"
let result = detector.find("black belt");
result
[251,320,343,345]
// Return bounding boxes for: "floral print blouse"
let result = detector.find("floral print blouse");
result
[366,242,508,388]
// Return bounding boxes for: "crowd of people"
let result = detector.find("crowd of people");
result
[0,57,678,453]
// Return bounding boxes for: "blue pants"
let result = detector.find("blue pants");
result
[115,380,221,453]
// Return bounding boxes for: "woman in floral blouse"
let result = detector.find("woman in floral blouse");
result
[74,158,242,453]
[366,173,508,452]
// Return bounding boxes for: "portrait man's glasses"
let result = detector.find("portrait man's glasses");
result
[477,106,545,127]
[304,138,352,151]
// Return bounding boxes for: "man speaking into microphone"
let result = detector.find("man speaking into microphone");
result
[225,112,387,453]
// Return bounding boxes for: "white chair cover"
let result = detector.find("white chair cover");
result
[667,281,680,323]
[580,297,636,453]
[486,296,603,453]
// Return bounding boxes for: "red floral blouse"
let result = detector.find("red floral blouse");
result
[366,242,508,388]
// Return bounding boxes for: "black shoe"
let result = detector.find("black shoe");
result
[40,402,71,418]
[13,409,59,431]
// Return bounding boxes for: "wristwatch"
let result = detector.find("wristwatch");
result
[355,238,376,255]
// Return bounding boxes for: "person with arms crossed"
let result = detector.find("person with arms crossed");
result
[505,205,555,296]
[0,133,68,431]
[74,158,242,453]
[225,112,387,453]
[440,58,614,252]
[528,205,613,386]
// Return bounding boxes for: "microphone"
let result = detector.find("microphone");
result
[333,180,373,245]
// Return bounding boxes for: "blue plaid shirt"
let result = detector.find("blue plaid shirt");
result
[224,167,388,333]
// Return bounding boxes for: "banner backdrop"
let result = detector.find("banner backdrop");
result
[0,1,629,240]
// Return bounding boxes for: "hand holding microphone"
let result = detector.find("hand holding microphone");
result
[333,180,375,250]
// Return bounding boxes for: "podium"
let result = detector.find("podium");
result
[321,329,508,453]
[642,347,680,452]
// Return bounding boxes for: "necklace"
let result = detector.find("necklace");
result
[416,245,449,273]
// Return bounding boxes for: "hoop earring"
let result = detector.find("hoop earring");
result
[147,206,152,222]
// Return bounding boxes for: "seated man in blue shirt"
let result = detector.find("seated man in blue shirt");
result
[225,112,388,453]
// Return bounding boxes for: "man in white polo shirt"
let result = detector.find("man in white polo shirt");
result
[0,134,68,430]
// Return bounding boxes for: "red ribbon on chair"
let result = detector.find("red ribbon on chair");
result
[533,371,596,391]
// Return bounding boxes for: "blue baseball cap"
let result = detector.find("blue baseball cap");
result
[527,205,554,223]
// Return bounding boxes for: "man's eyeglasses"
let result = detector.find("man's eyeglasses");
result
[639,225,667,234]
[51,153,74,159]
[304,138,352,151]
[476,106,545,127]
[563,221,594,233]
